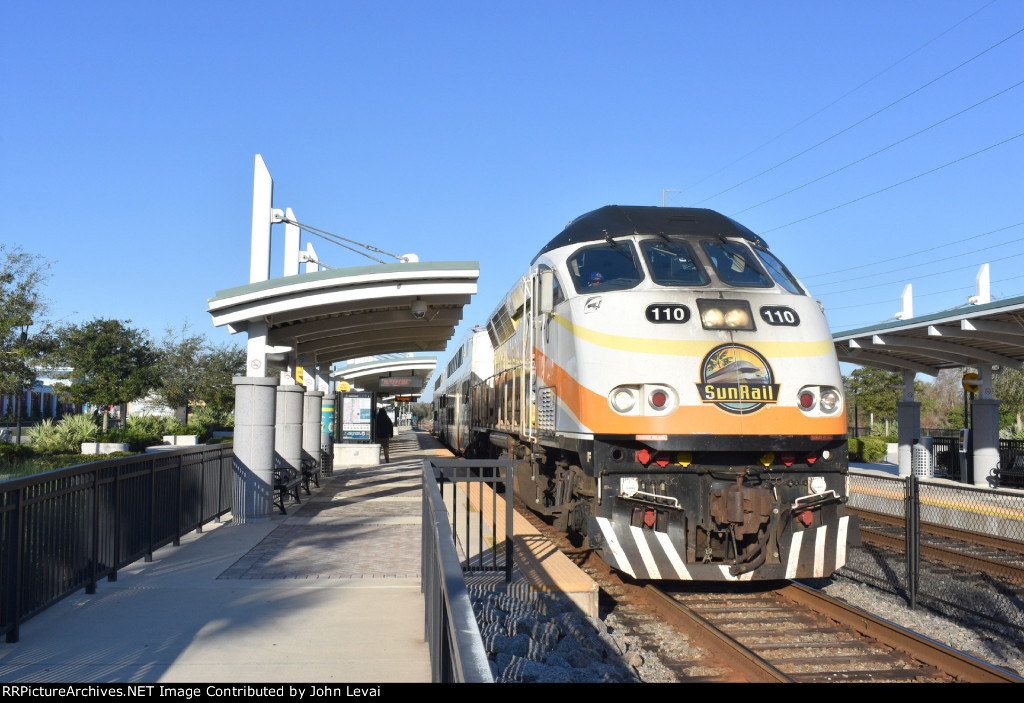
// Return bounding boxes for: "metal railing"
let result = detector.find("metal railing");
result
[845,471,1024,634]
[0,444,233,643]
[421,457,513,683]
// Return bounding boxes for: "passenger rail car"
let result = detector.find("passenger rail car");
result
[434,206,856,581]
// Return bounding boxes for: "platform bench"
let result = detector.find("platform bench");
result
[301,457,321,494]
[274,466,303,514]
[990,454,1024,489]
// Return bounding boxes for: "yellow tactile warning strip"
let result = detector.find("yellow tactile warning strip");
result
[456,480,599,616]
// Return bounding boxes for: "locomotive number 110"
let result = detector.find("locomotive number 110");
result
[645,304,690,324]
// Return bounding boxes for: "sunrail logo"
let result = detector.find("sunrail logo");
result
[696,344,779,414]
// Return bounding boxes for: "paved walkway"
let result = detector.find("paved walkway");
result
[0,430,441,683]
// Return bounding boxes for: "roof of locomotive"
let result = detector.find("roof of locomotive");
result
[532,205,768,262]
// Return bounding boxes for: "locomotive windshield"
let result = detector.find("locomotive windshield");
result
[700,239,772,288]
[752,245,805,295]
[641,238,708,286]
[567,241,644,293]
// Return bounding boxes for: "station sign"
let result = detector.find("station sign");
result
[379,376,424,390]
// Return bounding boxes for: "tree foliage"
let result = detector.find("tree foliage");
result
[0,246,50,398]
[53,319,160,430]
[156,324,207,415]
[843,367,902,425]
[195,341,246,414]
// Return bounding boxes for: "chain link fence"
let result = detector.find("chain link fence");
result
[843,471,1024,636]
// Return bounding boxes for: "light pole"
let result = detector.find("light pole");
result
[13,319,32,446]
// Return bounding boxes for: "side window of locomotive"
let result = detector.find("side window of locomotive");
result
[753,246,805,295]
[700,240,772,288]
[641,239,708,287]
[567,242,644,293]
[551,271,566,305]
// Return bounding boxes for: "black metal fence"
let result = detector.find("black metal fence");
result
[854,436,1024,487]
[421,457,513,683]
[844,471,1024,635]
[0,445,233,643]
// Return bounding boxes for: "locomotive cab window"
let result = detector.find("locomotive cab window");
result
[701,239,772,288]
[641,238,709,287]
[753,246,805,295]
[567,241,644,293]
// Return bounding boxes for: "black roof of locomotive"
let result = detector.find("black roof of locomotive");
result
[532,205,768,262]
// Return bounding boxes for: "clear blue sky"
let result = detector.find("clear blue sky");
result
[3,1,1022,371]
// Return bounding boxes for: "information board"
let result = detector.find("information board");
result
[338,392,374,442]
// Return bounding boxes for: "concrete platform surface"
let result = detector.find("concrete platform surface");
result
[0,431,435,684]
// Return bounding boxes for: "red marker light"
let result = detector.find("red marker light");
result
[636,449,651,465]
[650,390,668,409]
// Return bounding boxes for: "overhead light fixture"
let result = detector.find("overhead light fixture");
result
[411,300,429,319]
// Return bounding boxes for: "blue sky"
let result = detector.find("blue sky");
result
[3,1,1022,374]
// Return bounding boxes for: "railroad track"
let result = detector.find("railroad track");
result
[851,507,1024,583]
[513,500,1023,683]
[648,582,1022,683]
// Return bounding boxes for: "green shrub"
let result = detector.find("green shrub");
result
[190,407,233,431]
[870,420,898,443]
[26,418,64,453]
[58,413,99,447]
[860,436,888,463]
[848,438,862,462]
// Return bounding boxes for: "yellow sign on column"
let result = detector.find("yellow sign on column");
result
[962,372,980,393]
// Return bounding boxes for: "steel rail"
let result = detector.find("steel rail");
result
[776,582,1023,683]
[860,523,1024,583]
[850,506,1024,556]
[644,585,794,683]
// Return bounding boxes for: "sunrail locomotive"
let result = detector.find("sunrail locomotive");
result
[434,205,856,581]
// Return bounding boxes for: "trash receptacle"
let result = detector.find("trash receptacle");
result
[912,437,934,478]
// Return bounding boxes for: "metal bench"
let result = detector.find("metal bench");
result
[273,466,303,514]
[990,454,1024,489]
[300,457,320,494]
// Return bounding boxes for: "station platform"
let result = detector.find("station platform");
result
[0,429,596,683]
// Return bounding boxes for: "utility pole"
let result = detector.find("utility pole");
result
[662,189,680,207]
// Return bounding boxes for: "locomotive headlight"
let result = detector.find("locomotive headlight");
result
[819,388,841,413]
[697,299,755,330]
[808,476,827,494]
[610,388,636,413]
[702,307,724,327]
[724,308,750,328]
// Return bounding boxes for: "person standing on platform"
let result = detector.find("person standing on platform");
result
[376,407,394,463]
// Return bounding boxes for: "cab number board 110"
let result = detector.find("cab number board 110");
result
[760,306,800,326]
[645,304,690,323]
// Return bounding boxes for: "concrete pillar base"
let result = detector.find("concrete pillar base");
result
[972,398,1001,487]
[232,376,279,523]
[303,391,324,467]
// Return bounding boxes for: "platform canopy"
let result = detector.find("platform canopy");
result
[207,261,477,371]
[333,356,437,396]
[833,293,1024,376]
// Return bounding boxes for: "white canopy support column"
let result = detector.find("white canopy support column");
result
[246,320,268,378]
[284,207,301,277]
[896,369,920,477]
[250,155,274,285]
